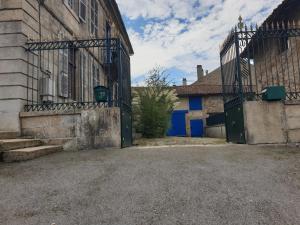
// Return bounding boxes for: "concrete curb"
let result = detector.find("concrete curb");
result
[128,144,234,150]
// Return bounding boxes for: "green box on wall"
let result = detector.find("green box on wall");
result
[262,86,286,101]
[94,86,108,103]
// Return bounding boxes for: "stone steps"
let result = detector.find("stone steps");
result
[2,145,63,163]
[0,139,43,152]
[0,131,63,162]
[0,131,19,139]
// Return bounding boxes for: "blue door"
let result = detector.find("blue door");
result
[190,119,204,137]
[167,110,188,137]
[189,97,202,110]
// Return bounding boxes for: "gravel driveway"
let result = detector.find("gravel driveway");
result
[0,144,300,225]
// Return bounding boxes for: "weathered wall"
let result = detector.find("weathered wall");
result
[174,97,189,110]
[243,100,300,144]
[285,102,300,143]
[203,96,224,113]
[205,125,226,139]
[20,108,121,150]
[243,101,286,144]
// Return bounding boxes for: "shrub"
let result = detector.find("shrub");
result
[133,68,177,138]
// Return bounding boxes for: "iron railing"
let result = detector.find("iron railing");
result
[24,102,110,112]
[25,38,130,109]
[220,22,300,103]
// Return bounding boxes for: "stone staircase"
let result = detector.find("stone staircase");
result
[0,132,63,163]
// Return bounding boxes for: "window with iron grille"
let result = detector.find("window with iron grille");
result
[79,0,87,22]
[58,49,69,98]
[90,0,99,36]
[80,52,86,101]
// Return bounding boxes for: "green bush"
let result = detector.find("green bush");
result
[133,68,177,138]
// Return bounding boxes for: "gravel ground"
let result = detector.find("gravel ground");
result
[0,144,300,225]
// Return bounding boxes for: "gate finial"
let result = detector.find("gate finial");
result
[238,15,244,30]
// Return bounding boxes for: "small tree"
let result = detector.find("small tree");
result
[133,67,177,138]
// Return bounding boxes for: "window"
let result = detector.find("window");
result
[58,49,69,98]
[80,52,86,101]
[67,0,75,8]
[79,0,87,22]
[68,49,76,100]
[90,0,99,36]
[65,0,77,11]
[105,22,112,63]
[92,63,100,88]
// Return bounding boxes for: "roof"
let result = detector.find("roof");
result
[176,67,223,97]
[132,67,223,97]
[106,0,134,55]
[263,0,300,24]
[192,67,222,86]
[175,85,223,96]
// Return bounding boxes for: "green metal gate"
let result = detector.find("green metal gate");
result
[220,26,247,144]
[118,41,133,148]
[224,98,246,144]
[121,107,132,148]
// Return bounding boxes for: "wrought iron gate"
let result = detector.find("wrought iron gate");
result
[220,21,300,143]
[224,98,246,144]
[220,27,247,143]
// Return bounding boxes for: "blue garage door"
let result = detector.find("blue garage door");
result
[167,110,188,137]
[190,119,204,137]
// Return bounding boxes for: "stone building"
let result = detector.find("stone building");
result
[168,65,225,138]
[0,0,133,150]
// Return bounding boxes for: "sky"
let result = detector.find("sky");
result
[115,0,283,85]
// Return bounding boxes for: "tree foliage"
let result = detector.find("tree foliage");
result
[133,67,178,138]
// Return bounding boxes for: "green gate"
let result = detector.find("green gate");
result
[224,98,246,144]
[121,107,132,148]
[117,41,133,148]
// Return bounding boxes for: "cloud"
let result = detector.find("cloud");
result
[116,0,283,84]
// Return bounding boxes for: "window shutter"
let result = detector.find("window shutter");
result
[79,0,87,22]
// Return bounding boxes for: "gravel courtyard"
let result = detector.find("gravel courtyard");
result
[0,144,300,225]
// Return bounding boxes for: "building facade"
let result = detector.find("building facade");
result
[0,0,133,148]
[168,65,225,138]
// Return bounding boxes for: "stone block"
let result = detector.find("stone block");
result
[287,129,300,143]
[243,101,286,144]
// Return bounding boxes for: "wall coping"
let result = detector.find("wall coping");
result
[284,100,300,105]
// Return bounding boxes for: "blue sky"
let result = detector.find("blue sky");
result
[116,0,283,85]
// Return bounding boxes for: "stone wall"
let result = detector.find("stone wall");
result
[285,102,300,143]
[203,96,224,113]
[243,100,300,144]
[20,108,121,150]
